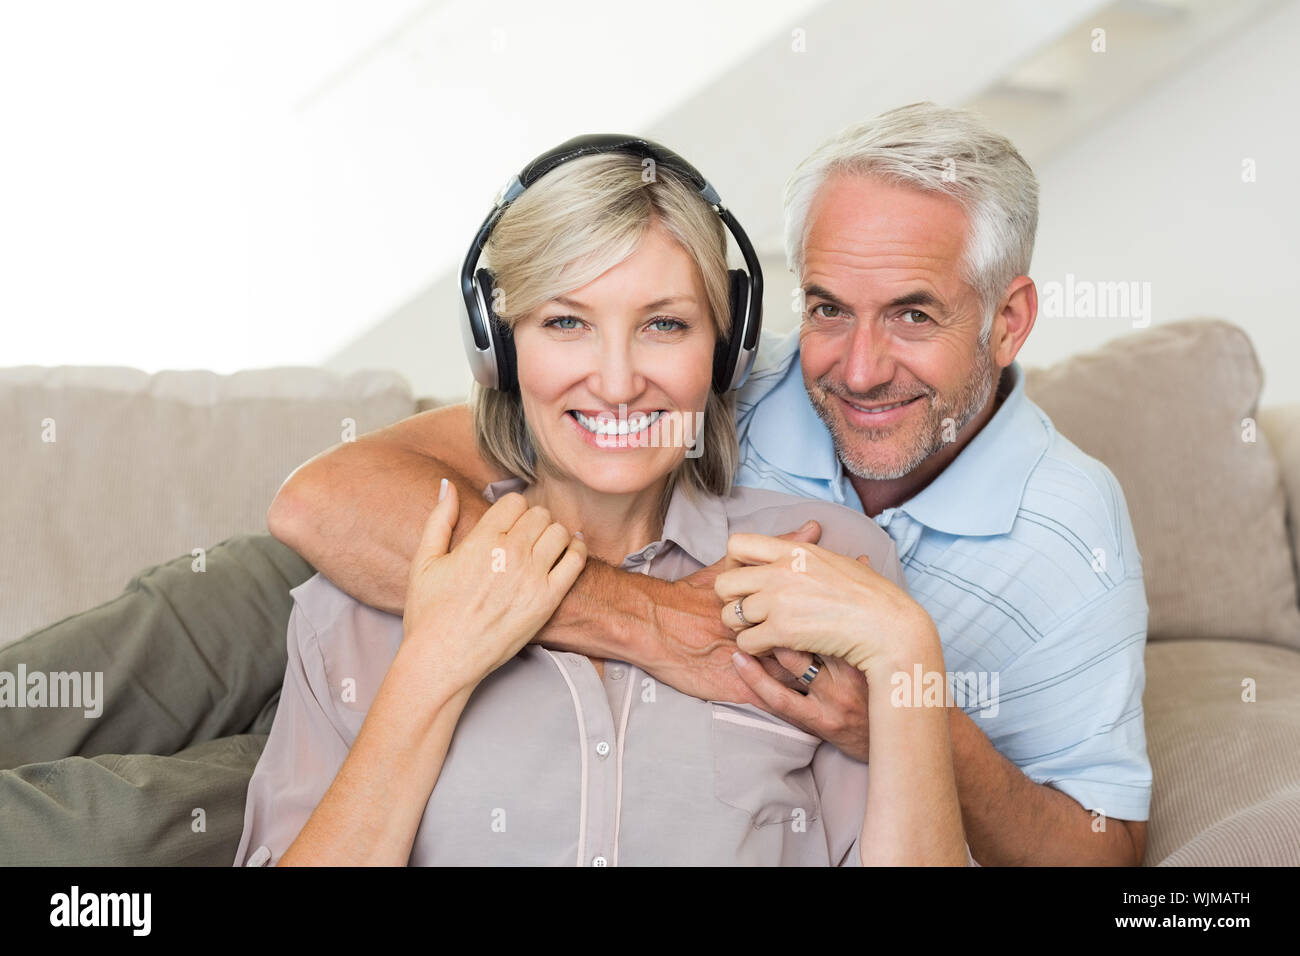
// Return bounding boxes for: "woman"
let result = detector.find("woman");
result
[233,139,967,866]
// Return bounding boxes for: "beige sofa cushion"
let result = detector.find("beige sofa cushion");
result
[1143,639,1300,865]
[0,366,418,648]
[1260,403,1300,592]
[1024,320,1300,650]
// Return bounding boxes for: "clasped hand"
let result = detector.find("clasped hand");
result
[713,532,939,763]
[401,482,587,691]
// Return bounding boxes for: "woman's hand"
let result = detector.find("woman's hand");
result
[402,480,587,691]
[716,533,966,865]
[714,534,938,677]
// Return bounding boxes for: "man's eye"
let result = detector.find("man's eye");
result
[900,309,931,324]
[544,316,583,330]
[648,317,686,333]
[812,303,841,319]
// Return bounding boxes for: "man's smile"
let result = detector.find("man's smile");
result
[835,392,926,426]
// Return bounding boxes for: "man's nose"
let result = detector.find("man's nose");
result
[840,318,898,395]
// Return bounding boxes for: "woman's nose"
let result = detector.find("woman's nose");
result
[587,342,645,405]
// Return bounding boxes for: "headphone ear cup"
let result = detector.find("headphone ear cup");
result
[476,269,518,393]
[712,269,749,392]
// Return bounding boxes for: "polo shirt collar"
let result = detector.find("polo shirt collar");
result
[657,480,730,567]
[895,360,1050,536]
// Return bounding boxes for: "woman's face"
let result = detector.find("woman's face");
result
[511,220,717,497]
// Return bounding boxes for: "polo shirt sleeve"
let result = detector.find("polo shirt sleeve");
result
[232,599,352,866]
[985,573,1152,823]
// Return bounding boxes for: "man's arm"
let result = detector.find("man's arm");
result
[947,707,1146,865]
[944,568,1152,866]
[268,405,494,616]
[268,403,782,703]
[719,529,1147,867]
[729,656,1145,865]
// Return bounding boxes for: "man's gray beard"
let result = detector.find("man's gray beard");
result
[810,344,999,482]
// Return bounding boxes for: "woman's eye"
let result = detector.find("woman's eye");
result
[900,309,931,324]
[648,317,686,333]
[544,316,583,330]
[812,303,841,319]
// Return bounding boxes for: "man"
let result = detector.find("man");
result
[270,102,1150,866]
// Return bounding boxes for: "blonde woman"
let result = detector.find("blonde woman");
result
[234,137,966,866]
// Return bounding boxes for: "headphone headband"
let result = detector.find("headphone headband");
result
[519,135,713,197]
[459,134,762,394]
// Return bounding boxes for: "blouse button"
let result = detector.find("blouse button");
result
[595,740,611,757]
[592,856,608,867]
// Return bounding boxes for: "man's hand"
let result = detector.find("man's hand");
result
[617,520,824,705]
[732,647,871,761]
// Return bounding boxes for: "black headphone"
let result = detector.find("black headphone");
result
[459,134,763,394]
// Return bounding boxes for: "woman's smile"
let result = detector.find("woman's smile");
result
[566,407,667,448]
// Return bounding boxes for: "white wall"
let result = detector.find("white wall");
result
[5,0,1294,410]
[0,0,825,377]
[327,0,1105,402]
[1022,0,1300,406]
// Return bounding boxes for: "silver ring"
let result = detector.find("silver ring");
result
[798,654,825,687]
[733,598,750,627]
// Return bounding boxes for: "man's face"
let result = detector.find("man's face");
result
[798,173,999,481]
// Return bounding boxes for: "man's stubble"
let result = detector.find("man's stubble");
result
[808,340,999,482]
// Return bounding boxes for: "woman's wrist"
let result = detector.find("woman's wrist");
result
[855,614,945,684]
[282,647,475,866]
[396,624,490,698]
[392,640,481,708]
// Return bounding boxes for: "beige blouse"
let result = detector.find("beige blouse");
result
[234,477,958,866]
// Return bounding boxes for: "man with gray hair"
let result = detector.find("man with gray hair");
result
[270,102,1150,866]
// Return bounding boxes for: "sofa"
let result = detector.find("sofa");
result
[3,318,1297,865]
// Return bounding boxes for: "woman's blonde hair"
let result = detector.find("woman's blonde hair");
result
[470,151,740,514]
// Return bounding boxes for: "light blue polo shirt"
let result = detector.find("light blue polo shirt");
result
[733,328,1151,822]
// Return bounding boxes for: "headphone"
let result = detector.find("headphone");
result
[459,134,763,394]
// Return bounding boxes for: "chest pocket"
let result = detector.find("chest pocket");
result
[710,702,822,827]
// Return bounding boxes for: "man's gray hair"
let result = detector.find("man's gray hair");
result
[783,101,1039,342]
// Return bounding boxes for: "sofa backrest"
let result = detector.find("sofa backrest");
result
[1260,403,1300,598]
[6,318,1299,653]
[1024,319,1300,650]
[0,365,419,648]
